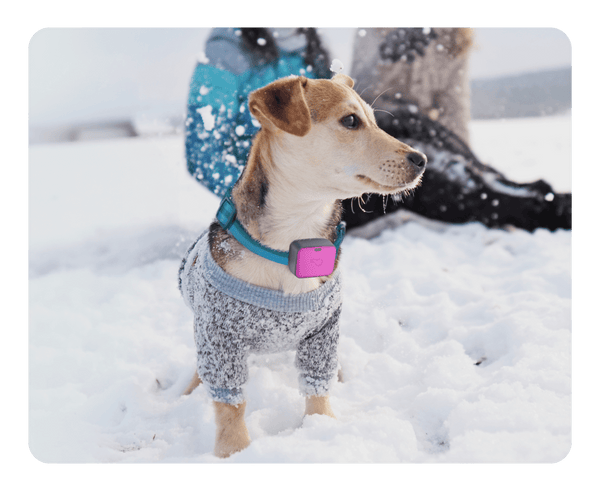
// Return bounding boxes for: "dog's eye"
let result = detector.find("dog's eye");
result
[341,114,360,129]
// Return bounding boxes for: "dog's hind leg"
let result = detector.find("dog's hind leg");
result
[213,401,251,458]
[182,371,202,396]
[305,395,336,418]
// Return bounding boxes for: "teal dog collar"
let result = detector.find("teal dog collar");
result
[216,188,346,276]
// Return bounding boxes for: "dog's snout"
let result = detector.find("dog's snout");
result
[407,151,427,169]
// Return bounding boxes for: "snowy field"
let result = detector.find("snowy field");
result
[29,114,572,466]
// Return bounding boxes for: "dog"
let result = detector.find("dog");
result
[179,73,426,458]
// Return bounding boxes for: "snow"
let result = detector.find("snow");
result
[330,59,344,74]
[469,115,572,193]
[29,115,572,465]
[197,105,215,132]
[196,51,209,65]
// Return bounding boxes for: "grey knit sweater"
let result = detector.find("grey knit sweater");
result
[178,231,342,405]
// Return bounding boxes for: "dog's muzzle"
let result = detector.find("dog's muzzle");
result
[406,151,427,170]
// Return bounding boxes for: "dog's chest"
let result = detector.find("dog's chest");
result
[198,275,341,354]
[210,224,326,295]
[182,232,343,352]
[223,253,325,295]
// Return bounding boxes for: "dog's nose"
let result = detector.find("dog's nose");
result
[407,151,427,169]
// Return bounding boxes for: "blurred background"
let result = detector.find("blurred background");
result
[28,27,571,145]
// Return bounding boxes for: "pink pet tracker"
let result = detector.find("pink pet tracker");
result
[289,238,337,278]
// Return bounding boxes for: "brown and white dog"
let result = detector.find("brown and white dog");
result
[183,73,426,457]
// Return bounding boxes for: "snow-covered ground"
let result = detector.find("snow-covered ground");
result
[29,114,572,465]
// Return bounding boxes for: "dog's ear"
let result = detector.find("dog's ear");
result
[248,76,311,137]
[331,73,354,89]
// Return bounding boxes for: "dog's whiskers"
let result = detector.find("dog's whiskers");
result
[357,198,367,213]
[370,87,393,108]
[359,84,373,98]
[357,194,372,214]
[373,108,395,117]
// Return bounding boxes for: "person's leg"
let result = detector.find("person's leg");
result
[346,28,570,232]
[351,28,472,143]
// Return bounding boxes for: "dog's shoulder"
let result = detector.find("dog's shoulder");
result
[208,220,241,269]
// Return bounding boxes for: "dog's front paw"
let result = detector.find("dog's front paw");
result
[213,401,251,458]
[304,395,336,419]
[214,428,251,458]
[214,423,251,458]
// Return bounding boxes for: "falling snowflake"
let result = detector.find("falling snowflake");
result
[330,59,344,74]
[197,106,215,131]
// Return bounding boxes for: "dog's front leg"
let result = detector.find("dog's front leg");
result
[213,401,251,458]
[182,371,202,396]
[305,395,336,418]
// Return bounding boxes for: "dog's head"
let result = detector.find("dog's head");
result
[248,74,426,200]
